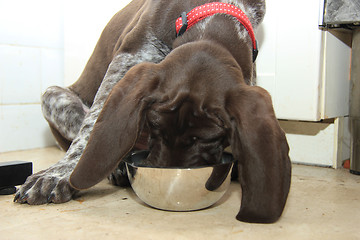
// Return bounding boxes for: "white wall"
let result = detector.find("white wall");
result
[64,0,132,85]
[0,0,132,152]
[0,0,64,152]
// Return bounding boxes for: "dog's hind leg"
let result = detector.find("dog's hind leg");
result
[42,86,90,150]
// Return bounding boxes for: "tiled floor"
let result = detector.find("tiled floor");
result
[0,147,359,240]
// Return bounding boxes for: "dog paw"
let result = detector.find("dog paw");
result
[107,161,130,187]
[14,169,76,205]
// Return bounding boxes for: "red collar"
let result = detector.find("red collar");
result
[175,2,258,62]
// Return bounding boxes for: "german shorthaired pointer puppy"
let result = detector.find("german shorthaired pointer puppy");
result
[15,0,291,223]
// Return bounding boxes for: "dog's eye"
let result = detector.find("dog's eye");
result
[189,136,198,144]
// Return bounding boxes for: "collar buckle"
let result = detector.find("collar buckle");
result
[177,12,188,37]
[253,41,258,62]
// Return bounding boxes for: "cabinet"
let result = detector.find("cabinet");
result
[256,0,351,121]
[255,0,352,167]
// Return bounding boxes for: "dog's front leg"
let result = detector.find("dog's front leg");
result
[14,56,122,204]
[14,42,168,204]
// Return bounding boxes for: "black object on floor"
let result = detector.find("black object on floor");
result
[0,161,32,195]
[0,186,17,195]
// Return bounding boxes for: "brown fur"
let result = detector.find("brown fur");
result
[16,0,291,223]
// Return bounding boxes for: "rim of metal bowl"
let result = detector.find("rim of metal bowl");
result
[123,150,235,169]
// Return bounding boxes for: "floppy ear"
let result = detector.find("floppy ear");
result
[205,162,233,191]
[69,63,159,190]
[225,85,291,223]
[205,152,233,191]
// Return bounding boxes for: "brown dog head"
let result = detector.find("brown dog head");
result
[69,41,291,223]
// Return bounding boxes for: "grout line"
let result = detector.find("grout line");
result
[0,102,41,106]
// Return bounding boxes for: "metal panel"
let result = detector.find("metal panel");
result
[321,30,351,119]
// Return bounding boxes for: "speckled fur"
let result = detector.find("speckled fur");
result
[14,35,170,204]
[41,86,89,143]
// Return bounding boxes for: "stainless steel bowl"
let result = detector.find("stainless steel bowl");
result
[124,151,234,211]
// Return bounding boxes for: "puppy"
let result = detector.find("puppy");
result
[15,0,291,223]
